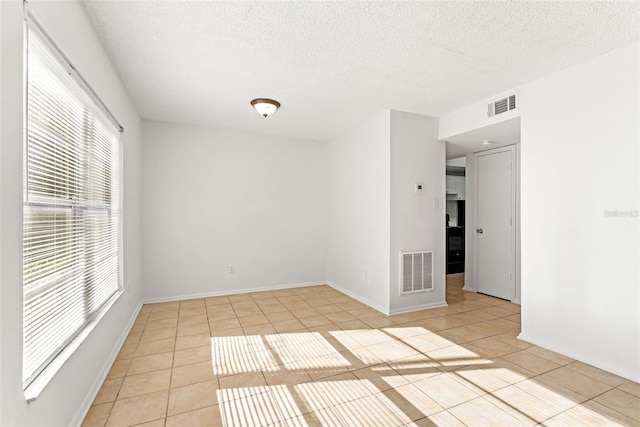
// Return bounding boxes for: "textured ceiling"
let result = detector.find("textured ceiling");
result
[83,1,639,142]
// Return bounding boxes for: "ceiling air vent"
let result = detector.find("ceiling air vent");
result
[487,93,517,117]
[400,251,434,295]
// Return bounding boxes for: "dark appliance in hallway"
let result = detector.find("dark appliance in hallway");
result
[446,200,465,274]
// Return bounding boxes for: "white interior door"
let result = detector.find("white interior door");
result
[476,147,515,300]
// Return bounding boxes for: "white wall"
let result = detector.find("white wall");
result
[519,41,639,382]
[0,1,143,425]
[0,0,5,421]
[389,111,446,313]
[326,111,391,313]
[439,88,520,140]
[141,121,327,301]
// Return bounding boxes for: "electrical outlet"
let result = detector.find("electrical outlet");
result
[228,265,235,274]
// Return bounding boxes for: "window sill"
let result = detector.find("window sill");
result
[24,289,125,403]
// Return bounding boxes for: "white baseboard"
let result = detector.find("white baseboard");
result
[72,301,143,427]
[324,282,448,316]
[462,286,474,292]
[388,300,448,316]
[325,281,389,315]
[517,332,638,383]
[141,281,328,305]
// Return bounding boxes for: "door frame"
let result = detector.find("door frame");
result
[469,144,518,302]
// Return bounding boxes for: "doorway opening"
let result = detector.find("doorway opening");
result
[442,116,521,306]
[445,157,466,301]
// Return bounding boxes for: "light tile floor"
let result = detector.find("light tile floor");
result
[83,276,640,426]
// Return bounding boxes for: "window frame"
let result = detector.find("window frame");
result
[22,9,125,400]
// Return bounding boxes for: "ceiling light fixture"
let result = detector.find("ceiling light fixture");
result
[481,139,495,146]
[251,98,280,118]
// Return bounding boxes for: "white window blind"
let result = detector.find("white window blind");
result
[23,22,122,388]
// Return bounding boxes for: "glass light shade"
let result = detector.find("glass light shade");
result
[251,98,280,118]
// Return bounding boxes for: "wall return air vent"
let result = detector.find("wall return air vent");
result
[487,93,517,117]
[400,250,434,295]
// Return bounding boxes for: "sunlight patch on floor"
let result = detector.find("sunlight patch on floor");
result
[218,379,410,427]
[264,332,351,370]
[211,335,278,375]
